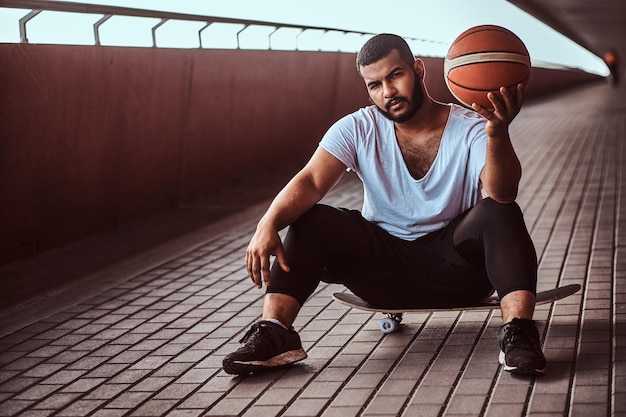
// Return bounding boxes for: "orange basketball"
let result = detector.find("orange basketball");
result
[444,25,530,109]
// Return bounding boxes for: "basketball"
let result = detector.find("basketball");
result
[444,25,531,109]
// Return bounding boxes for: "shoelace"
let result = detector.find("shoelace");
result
[503,322,539,350]
[239,323,264,344]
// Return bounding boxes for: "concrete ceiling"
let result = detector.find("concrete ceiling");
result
[508,0,626,64]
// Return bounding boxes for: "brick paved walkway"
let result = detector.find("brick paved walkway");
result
[0,81,624,417]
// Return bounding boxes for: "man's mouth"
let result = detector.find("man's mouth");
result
[386,98,404,111]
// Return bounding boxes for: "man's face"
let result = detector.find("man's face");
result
[359,49,424,123]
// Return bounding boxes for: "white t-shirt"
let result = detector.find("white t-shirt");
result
[319,103,488,240]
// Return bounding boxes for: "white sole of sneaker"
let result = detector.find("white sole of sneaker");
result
[499,350,545,375]
[233,348,307,368]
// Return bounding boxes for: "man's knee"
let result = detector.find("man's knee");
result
[479,197,522,215]
[291,204,334,233]
[472,198,526,228]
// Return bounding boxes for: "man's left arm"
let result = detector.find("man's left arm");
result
[473,83,524,203]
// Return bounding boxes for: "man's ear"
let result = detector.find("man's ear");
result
[413,58,425,79]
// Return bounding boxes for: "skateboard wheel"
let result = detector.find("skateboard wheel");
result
[380,317,398,333]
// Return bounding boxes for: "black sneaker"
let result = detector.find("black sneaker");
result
[222,321,307,375]
[498,318,546,376]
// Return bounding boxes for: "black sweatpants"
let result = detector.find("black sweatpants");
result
[267,198,537,309]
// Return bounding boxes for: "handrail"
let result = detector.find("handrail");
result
[1,0,362,33]
[1,0,445,52]
[18,9,40,43]
[92,14,110,46]
[151,18,167,49]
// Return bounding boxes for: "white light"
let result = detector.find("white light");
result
[99,15,160,47]
[200,22,244,49]
[0,8,29,42]
[238,25,275,50]
[296,29,326,51]
[270,27,301,51]
[155,19,206,49]
[23,11,103,45]
[318,30,344,52]
[341,33,369,53]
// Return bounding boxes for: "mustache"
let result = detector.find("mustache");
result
[385,97,406,110]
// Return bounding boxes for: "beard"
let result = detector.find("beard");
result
[372,71,425,123]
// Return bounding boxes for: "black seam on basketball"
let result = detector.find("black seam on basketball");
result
[447,50,529,59]
[447,60,530,69]
[446,78,527,91]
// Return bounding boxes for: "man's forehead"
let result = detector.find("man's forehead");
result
[359,49,410,78]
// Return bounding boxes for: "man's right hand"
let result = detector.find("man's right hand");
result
[243,147,347,289]
[245,224,290,289]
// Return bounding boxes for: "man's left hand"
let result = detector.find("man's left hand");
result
[472,83,524,139]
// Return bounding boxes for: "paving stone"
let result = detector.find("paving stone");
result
[30,392,82,410]
[55,399,107,416]
[364,395,407,416]
[104,391,152,409]
[253,387,300,406]
[130,399,178,416]
[484,402,526,417]
[401,403,443,417]
[330,388,374,407]
[91,407,131,417]
[152,383,198,400]
[40,370,87,385]
[298,381,342,399]
[445,394,487,415]
[175,391,222,410]
[129,376,175,393]
[83,383,132,400]
[203,398,252,416]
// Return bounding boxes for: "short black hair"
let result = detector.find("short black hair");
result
[356,33,415,72]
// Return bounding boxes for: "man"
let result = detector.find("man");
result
[223,34,545,376]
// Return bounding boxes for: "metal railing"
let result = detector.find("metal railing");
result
[0,0,447,54]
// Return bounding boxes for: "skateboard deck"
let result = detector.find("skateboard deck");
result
[332,283,581,333]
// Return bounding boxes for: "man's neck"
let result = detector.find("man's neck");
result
[394,99,449,138]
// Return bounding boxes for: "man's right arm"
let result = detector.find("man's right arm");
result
[246,147,348,288]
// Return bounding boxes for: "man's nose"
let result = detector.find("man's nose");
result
[382,81,397,98]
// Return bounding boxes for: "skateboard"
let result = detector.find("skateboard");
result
[332,283,581,333]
